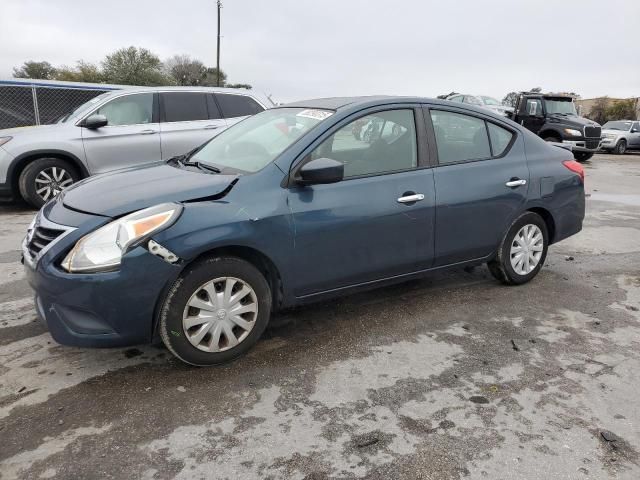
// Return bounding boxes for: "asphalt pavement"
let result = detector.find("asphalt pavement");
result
[0,153,639,479]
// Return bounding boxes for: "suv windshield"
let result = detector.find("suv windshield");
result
[543,98,577,115]
[57,92,113,123]
[191,108,333,173]
[603,121,632,131]
[480,96,501,106]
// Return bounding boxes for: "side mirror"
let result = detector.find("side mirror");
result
[297,158,344,185]
[81,114,108,129]
[632,128,639,133]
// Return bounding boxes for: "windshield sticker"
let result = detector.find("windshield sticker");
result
[296,109,334,121]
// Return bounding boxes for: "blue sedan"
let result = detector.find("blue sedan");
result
[23,96,585,365]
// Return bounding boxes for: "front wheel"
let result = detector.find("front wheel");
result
[488,212,549,285]
[159,256,272,366]
[614,140,627,155]
[18,158,80,208]
[573,152,594,162]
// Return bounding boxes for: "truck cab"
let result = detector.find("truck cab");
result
[511,93,601,162]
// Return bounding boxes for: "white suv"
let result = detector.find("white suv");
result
[0,86,273,207]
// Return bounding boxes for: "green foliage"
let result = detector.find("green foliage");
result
[12,48,251,89]
[606,99,637,121]
[13,61,57,80]
[101,46,173,86]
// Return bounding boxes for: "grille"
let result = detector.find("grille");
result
[586,139,600,149]
[584,126,601,138]
[27,225,65,258]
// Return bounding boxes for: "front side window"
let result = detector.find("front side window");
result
[309,109,417,178]
[216,94,264,118]
[526,99,542,116]
[162,92,208,122]
[191,107,332,173]
[430,110,491,164]
[95,93,153,126]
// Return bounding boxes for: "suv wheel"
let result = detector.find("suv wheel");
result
[615,139,627,155]
[18,158,79,208]
[488,212,549,285]
[159,256,272,366]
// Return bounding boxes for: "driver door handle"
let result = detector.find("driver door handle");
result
[204,125,220,130]
[397,193,425,204]
[139,129,157,135]
[505,179,527,187]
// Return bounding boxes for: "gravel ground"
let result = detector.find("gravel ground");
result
[0,153,639,480]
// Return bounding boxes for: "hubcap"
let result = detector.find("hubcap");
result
[182,277,258,353]
[510,224,544,275]
[35,167,73,201]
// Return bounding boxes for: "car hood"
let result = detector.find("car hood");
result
[0,123,66,137]
[547,113,599,128]
[60,162,239,217]
[601,129,626,135]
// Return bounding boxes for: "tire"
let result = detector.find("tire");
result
[18,158,80,208]
[487,212,549,286]
[573,151,594,162]
[614,140,627,155]
[159,256,272,366]
[543,136,561,143]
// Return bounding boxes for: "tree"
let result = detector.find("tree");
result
[200,67,228,87]
[225,83,252,90]
[588,97,609,125]
[102,47,173,86]
[55,61,103,83]
[606,99,637,121]
[165,55,207,86]
[502,92,519,108]
[13,61,57,80]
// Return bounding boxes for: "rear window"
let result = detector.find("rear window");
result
[487,123,514,156]
[216,94,264,118]
[162,92,208,122]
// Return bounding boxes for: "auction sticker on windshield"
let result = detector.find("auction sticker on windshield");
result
[296,109,334,121]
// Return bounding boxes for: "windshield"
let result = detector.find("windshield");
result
[465,96,483,106]
[543,99,577,115]
[603,121,632,131]
[57,92,113,123]
[191,108,334,173]
[480,96,501,106]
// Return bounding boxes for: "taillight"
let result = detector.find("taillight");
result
[562,160,584,183]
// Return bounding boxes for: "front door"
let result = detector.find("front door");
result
[81,92,161,173]
[287,107,436,297]
[427,107,529,266]
[630,122,640,147]
[519,98,545,134]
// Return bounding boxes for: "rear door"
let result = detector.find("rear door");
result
[287,106,436,297]
[215,93,265,126]
[159,92,227,159]
[81,92,161,173]
[426,106,529,266]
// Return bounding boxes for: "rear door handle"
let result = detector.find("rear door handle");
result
[397,193,425,204]
[204,125,220,130]
[505,179,527,187]
[139,129,157,135]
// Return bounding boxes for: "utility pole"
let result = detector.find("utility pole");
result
[216,0,222,87]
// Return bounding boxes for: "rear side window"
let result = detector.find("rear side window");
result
[216,94,264,118]
[162,92,208,122]
[487,123,514,156]
[430,110,491,164]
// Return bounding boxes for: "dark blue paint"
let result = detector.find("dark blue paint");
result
[25,96,585,348]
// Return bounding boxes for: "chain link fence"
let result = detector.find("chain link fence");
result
[0,83,115,130]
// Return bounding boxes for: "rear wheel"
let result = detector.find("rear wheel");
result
[615,139,627,155]
[488,212,549,285]
[18,158,79,208]
[159,256,272,366]
[573,152,594,162]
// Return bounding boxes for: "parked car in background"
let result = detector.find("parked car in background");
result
[600,120,640,154]
[23,96,585,366]
[509,92,601,162]
[446,94,514,117]
[0,86,273,207]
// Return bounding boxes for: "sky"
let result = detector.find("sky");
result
[1,0,638,103]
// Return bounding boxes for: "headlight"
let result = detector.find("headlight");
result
[61,203,182,273]
[564,128,582,137]
[0,136,12,147]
